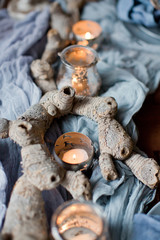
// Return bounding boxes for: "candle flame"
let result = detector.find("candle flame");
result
[85,32,93,40]
[73,154,76,160]
[59,224,68,234]
[72,77,77,83]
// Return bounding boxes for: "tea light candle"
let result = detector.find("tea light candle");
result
[72,20,103,49]
[59,149,89,164]
[61,228,97,240]
[51,200,109,240]
[54,132,94,171]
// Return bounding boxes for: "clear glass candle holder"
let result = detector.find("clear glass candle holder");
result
[51,200,110,240]
[54,132,94,171]
[72,20,103,50]
[56,45,101,96]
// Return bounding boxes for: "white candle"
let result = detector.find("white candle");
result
[61,227,97,240]
[59,148,88,164]
[72,20,102,49]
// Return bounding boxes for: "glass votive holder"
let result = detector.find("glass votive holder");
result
[51,200,110,240]
[53,132,94,171]
[72,20,103,50]
[56,45,101,96]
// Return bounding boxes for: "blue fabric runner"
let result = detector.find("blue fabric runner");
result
[0,1,160,240]
[117,0,160,27]
[132,214,160,240]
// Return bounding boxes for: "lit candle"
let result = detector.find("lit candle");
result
[51,200,109,240]
[61,228,97,240]
[54,132,94,171]
[59,148,89,164]
[72,20,102,49]
[71,66,90,95]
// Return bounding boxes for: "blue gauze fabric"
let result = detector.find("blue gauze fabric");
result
[132,214,160,240]
[0,1,160,240]
[117,0,160,27]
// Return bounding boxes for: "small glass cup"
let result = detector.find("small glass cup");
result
[53,132,94,171]
[56,45,101,96]
[51,200,110,240]
[72,20,103,50]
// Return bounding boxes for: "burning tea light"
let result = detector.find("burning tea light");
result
[57,45,101,96]
[72,20,103,49]
[54,132,94,171]
[51,200,110,240]
[59,149,89,164]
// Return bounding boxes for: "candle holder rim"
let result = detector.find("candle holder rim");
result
[72,20,102,39]
[51,200,108,240]
[59,45,99,68]
[53,131,94,171]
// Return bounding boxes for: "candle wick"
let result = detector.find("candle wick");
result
[73,154,76,160]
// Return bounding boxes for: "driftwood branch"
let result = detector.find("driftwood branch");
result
[125,152,160,189]
[30,59,56,93]
[1,175,48,240]
[41,29,67,64]
[99,152,118,181]
[72,95,133,180]
[0,118,10,139]
[61,170,91,200]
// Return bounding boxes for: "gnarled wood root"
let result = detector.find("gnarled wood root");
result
[99,152,118,181]
[41,29,66,64]
[61,170,91,200]
[0,118,10,139]
[30,59,56,93]
[7,87,76,190]
[1,175,48,240]
[72,95,134,181]
[21,143,65,190]
[40,86,75,117]
[73,95,118,120]
[98,118,133,160]
[125,152,160,189]
[50,2,74,41]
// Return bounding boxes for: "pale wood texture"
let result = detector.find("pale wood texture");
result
[61,170,91,200]
[1,175,48,240]
[125,152,160,189]
[30,59,56,93]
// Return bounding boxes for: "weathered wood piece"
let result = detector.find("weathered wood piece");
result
[61,170,91,200]
[7,87,76,190]
[50,2,74,41]
[40,86,75,117]
[41,29,66,64]
[1,175,48,240]
[98,118,133,160]
[30,59,56,93]
[99,152,118,181]
[0,118,9,139]
[21,143,65,190]
[72,95,118,120]
[125,152,160,189]
[72,95,133,180]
